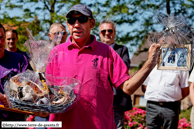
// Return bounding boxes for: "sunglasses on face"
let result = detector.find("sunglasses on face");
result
[52,31,66,36]
[101,29,113,34]
[67,16,91,25]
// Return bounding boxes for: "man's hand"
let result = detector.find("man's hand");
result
[120,43,161,95]
[0,94,9,107]
[147,43,161,68]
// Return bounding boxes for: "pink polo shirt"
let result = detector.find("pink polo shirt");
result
[46,35,130,129]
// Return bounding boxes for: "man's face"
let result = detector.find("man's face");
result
[99,23,116,45]
[5,31,18,50]
[48,25,67,45]
[0,28,5,58]
[67,14,95,44]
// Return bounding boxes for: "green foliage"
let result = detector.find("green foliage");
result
[1,0,194,55]
[179,107,192,122]
[125,107,146,129]
[90,0,194,55]
[124,107,192,129]
[0,0,81,51]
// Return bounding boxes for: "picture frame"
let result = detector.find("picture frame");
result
[157,44,192,70]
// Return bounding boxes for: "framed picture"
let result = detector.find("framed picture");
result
[157,44,191,70]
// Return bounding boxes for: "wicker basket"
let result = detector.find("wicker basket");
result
[5,75,78,113]
[6,90,76,113]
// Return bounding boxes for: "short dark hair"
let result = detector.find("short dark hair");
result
[5,29,18,37]
[0,24,5,33]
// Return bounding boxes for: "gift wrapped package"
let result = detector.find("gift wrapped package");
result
[4,28,81,114]
[4,71,81,113]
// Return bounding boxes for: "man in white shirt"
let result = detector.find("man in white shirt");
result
[142,32,189,129]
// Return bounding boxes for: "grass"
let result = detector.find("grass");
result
[179,106,192,122]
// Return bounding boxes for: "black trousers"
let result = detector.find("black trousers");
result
[35,116,49,129]
[146,100,180,129]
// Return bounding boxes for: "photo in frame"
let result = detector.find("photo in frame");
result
[157,44,191,70]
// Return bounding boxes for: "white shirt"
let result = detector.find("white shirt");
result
[143,66,189,102]
[189,68,194,82]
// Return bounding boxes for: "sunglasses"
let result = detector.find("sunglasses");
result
[67,16,91,25]
[101,29,113,34]
[51,31,66,36]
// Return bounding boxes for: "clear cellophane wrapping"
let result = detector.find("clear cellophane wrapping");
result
[4,70,81,113]
[4,28,81,113]
[147,12,194,70]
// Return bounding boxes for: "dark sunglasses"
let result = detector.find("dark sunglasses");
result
[67,16,91,25]
[101,29,113,34]
[52,31,66,35]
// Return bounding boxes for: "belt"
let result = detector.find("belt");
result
[147,100,180,106]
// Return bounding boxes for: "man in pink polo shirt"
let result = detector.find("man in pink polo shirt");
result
[46,4,161,129]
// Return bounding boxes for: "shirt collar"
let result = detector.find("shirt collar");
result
[110,43,115,48]
[67,35,97,50]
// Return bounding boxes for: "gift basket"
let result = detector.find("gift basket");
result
[4,28,81,113]
[148,11,194,70]
[4,71,81,113]
[44,74,81,113]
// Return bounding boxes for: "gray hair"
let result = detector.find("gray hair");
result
[49,23,66,34]
[99,19,116,32]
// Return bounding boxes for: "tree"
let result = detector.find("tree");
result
[1,0,194,56]
[89,0,194,55]
[0,12,30,51]
[0,0,81,51]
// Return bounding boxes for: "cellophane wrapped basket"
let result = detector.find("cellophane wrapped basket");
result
[4,28,81,113]
[4,71,81,113]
